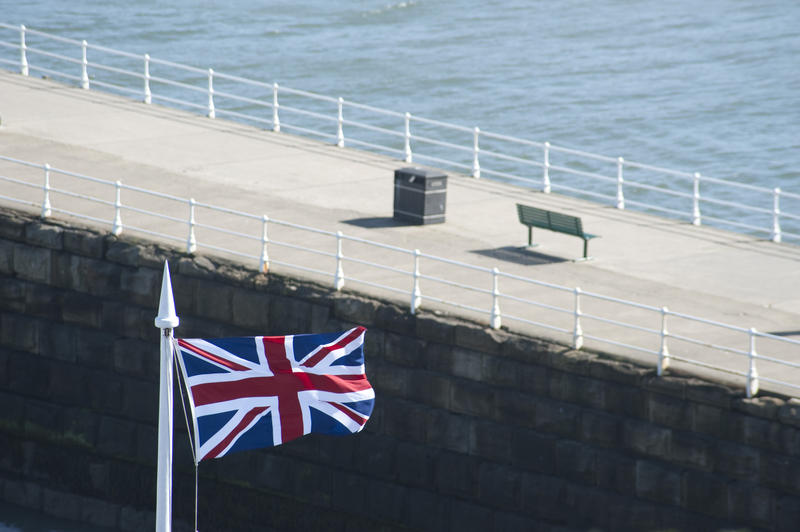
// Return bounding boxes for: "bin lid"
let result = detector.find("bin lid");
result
[395,167,447,179]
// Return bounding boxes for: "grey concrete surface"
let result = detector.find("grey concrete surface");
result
[1,70,798,396]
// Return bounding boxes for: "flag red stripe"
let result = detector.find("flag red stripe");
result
[178,339,249,371]
[204,406,267,460]
[328,401,367,426]
[300,327,365,368]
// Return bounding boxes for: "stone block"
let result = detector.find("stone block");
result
[48,360,90,405]
[119,505,154,532]
[120,266,160,306]
[478,462,521,511]
[761,453,800,495]
[364,478,405,524]
[595,449,636,495]
[692,402,727,438]
[428,345,483,381]
[113,338,149,376]
[332,294,378,326]
[450,378,494,418]
[492,511,533,532]
[519,472,565,521]
[2,313,41,354]
[0,278,26,314]
[0,390,25,428]
[470,419,512,462]
[76,327,118,369]
[374,303,415,335]
[781,426,800,458]
[0,240,13,274]
[510,428,556,474]
[24,281,65,321]
[408,371,450,409]
[482,355,522,388]
[776,494,800,532]
[579,409,620,447]
[426,409,470,453]
[548,370,606,409]
[642,374,685,399]
[493,389,536,428]
[89,370,124,413]
[63,226,106,258]
[97,415,138,457]
[587,356,648,386]
[435,450,477,497]
[370,363,409,397]
[120,378,157,423]
[501,334,557,364]
[729,411,783,452]
[0,210,28,241]
[734,395,783,420]
[400,486,449,532]
[683,469,729,518]
[196,280,234,324]
[384,332,426,368]
[715,440,760,480]
[395,441,436,488]
[623,419,671,458]
[13,243,51,283]
[449,496,492,531]
[778,399,800,428]
[106,239,142,266]
[8,350,48,396]
[685,378,735,408]
[534,398,580,438]
[72,255,122,296]
[669,431,712,471]
[383,398,428,443]
[555,439,596,485]
[647,391,693,430]
[635,460,680,506]
[25,221,63,249]
[229,286,270,330]
[80,495,120,529]
[454,322,505,355]
[62,407,98,448]
[728,481,774,529]
[414,313,456,345]
[2,479,42,510]
[42,487,81,520]
[61,291,103,328]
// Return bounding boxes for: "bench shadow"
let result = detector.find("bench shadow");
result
[471,246,569,265]
[343,216,414,229]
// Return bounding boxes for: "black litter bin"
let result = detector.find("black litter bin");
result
[393,167,447,224]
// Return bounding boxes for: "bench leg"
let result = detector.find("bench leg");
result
[528,226,533,247]
[583,239,588,259]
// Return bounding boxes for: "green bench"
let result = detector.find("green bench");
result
[516,203,599,260]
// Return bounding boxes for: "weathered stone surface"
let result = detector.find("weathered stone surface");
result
[105,239,141,266]
[477,462,521,511]
[635,460,680,505]
[471,419,513,462]
[535,398,580,438]
[623,419,671,458]
[0,240,13,274]
[63,226,105,258]
[778,399,800,428]
[734,395,784,419]
[647,391,693,430]
[0,277,26,313]
[0,210,28,241]
[13,243,51,283]
[453,322,505,355]
[728,481,774,529]
[25,221,63,250]
[685,378,735,408]
[684,469,729,517]
[450,378,494,418]
[332,294,378,326]
[434,450,476,497]
[579,409,620,447]
[120,266,159,306]
[669,431,713,470]
[511,429,556,474]
[555,439,596,484]
[384,332,426,368]
[595,449,636,495]
[426,409,470,453]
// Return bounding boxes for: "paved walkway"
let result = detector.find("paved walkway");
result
[1,71,799,396]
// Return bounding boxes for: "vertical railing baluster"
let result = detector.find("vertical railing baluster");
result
[692,172,701,225]
[411,249,422,314]
[187,198,197,253]
[144,54,152,104]
[542,141,551,193]
[616,157,625,209]
[112,180,123,236]
[20,25,29,76]
[336,97,345,147]
[207,69,215,119]
[490,268,502,330]
[573,287,584,349]
[472,127,481,178]
[772,187,782,243]
[658,307,670,376]
[260,215,270,273]
[334,231,345,290]
[80,40,89,89]
[404,112,412,163]
[747,328,759,398]
[272,83,280,132]
[41,163,52,218]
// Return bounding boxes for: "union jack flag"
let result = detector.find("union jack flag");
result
[175,326,374,461]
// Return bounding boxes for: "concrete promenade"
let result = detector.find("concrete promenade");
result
[1,70,799,396]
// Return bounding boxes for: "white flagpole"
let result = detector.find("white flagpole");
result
[154,261,180,532]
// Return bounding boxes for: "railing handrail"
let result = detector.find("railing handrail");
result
[1,152,799,399]
[2,23,796,246]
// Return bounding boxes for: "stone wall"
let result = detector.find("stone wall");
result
[1,206,800,531]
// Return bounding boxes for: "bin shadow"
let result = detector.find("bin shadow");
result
[471,246,569,266]
[343,216,419,229]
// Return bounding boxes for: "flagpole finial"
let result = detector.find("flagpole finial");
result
[155,260,180,329]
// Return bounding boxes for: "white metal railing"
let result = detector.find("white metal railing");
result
[2,153,799,399]
[2,23,798,244]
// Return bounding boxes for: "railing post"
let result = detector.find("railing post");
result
[80,40,90,90]
[336,97,345,148]
[411,249,422,314]
[259,215,270,273]
[692,172,701,225]
[472,127,481,179]
[272,83,280,132]
[20,25,29,76]
[207,69,215,119]
[490,268,502,330]
[144,54,152,104]
[187,198,197,253]
[404,112,412,163]
[573,287,584,350]
[334,231,345,290]
[41,163,52,219]
[542,141,551,193]
[747,328,759,398]
[658,306,670,376]
[112,180,123,236]
[616,157,625,209]
[772,187,782,243]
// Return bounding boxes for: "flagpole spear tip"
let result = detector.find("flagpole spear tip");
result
[155,260,180,329]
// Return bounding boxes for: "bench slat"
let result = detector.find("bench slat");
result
[516,203,600,259]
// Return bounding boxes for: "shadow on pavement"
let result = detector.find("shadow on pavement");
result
[343,217,414,229]
[471,246,568,265]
